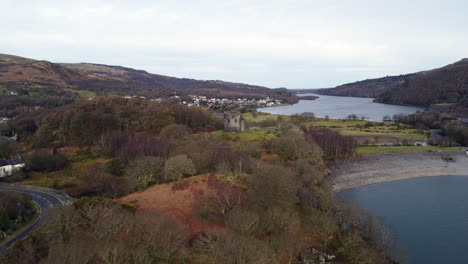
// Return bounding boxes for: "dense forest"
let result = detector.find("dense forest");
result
[0,97,399,263]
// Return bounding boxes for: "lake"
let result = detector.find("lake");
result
[261,93,425,121]
[338,176,468,264]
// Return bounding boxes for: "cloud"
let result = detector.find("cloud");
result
[0,0,467,87]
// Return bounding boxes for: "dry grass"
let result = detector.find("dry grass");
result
[118,173,224,235]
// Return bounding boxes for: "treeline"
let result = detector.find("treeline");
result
[0,94,75,118]
[305,127,357,159]
[394,112,468,146]
[4,96,223,147]
[0,193,36,240]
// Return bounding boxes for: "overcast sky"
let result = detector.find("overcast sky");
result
[1,0,467,88]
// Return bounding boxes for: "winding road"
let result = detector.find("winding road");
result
[0,183,73,255]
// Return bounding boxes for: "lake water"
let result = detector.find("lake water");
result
[338,176,468,264]
[261,93,425,121]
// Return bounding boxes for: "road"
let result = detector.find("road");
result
[0,183,74,255]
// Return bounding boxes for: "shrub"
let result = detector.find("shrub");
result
[271,129,323,165]
[164,155,196,182]
[105,158,125,176]
[26,150,67,172]
[125,156,165,189]
[73,147,98,161]
[160,124,190,141]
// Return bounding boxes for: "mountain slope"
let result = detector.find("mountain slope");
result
[0,54,297,102]
[377,59,468,106]
[315,74,414,98]
[315,59,468,106]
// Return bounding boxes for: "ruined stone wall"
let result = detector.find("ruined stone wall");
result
[223,111,244,132]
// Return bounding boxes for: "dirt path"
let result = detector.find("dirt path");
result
[329,151,468,192]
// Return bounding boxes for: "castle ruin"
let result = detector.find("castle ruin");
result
[223,111,245,132]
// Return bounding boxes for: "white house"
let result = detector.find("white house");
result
[0,158,25,178]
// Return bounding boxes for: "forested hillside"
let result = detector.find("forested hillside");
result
[315,74,413,98]
[377,59,468,106]
[315,59,468,106]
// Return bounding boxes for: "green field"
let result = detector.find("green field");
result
[242,112,283,122]
[64,88,97,98]
[431,103,456,107]
[339,129,425,139]
[356,146,461,154]
[304,119,425,139]
[247,112,426,140]
[212,127,279,141]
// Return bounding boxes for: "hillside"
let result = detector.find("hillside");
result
[315,59,468,106]
[0,53,297,102]
[314,74,414,98]
[377,59,468,106]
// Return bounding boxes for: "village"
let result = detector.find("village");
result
[180,95,284,109]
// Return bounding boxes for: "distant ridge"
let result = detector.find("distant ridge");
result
[315,59,468,106]
[0,53,297,103]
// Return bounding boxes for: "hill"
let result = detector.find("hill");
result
[377,59,468,106]
[315,59,468,106]
[0,53,297,102]
[314,74,414,98]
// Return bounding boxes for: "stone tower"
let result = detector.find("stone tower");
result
[223,111,245,132]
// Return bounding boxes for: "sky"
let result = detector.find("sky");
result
[1,0,467,88]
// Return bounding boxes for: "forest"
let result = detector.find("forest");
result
[0,96,399,264]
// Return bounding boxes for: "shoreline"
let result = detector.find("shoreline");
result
[329,151,468,192]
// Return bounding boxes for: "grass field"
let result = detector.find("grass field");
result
[64,88,97,98]
[431,103,456,107]
[242,112,283,122]
[356,146,461,154]
[212,127,279,141]
[245,112,426,140]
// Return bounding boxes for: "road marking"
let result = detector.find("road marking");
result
[0,184,73,255]
[0,200,42,250]
[0,185,67,205]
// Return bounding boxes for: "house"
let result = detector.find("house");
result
[0,158,25,178]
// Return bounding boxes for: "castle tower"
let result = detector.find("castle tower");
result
[223,111,245,132]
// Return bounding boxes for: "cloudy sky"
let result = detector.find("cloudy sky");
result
[1,0,467,88]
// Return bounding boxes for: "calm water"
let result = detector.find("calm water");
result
[338,176,468,264]
[261,93,425,121]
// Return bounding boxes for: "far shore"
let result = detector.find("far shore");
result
[330,151,468,192]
